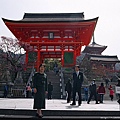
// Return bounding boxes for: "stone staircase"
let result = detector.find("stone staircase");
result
[46,70,61,99]
[0,109,119,119]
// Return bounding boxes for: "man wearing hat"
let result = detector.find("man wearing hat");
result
[87,79,99,104]
[70,65,84,106]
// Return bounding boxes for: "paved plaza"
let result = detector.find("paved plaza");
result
[0,98,120,119]
[0,98,119,111]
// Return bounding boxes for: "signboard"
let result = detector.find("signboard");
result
[115,86,120,94]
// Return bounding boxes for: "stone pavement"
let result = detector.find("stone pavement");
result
[0,98,119,111]
[0,98,120,119]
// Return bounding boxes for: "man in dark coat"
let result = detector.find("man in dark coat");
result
[70,65,84,106]
[65,79,72,103]
[87,79,99,104]
[48,81,53,100]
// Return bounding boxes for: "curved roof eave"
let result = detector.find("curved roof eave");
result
[2,17,99,23]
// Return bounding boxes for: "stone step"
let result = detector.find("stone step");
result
[46,71,61,99]
[0,109,119,119]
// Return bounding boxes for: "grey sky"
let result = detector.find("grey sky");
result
[0,0,120,59]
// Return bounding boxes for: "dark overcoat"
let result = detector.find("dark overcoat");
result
[65,82,72,93]
[33,72,47,109]
[48,84,53,92]
[72,71,84,92]
[89,83,97,93]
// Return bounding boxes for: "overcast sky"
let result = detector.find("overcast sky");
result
[0,0,120,59]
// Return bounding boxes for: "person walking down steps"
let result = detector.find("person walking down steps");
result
[47,81,53,100]
[87,79,99,104]
[65,78,72,103]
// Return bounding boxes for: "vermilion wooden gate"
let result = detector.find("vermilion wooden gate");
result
[2,13,98,71]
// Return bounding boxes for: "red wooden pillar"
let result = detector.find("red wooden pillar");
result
[61,50,64,67]
[76,48,81,56]
[37,49,40,72]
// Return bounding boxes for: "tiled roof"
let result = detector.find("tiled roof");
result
[82,41,107,54]
[23,13,84,18]
[88,41,107,48]
[23,13,84,21]
[22,13,84,22]
[2,13,99,23]
[90,55,120,62]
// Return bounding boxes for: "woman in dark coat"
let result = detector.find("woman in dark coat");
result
[33,64,48,118]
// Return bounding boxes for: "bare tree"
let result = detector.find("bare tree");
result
[0,36,26,82]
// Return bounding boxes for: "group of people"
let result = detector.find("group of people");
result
[86,80,116,104]
[31,63,119,118]
[65,76,116,105]
[32,64,84,118]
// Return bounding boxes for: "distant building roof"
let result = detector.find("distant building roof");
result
[88,41,107,48]
[89,55,120,62]
[82,41,107,54]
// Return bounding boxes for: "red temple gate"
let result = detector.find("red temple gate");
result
[2,13,98,71]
